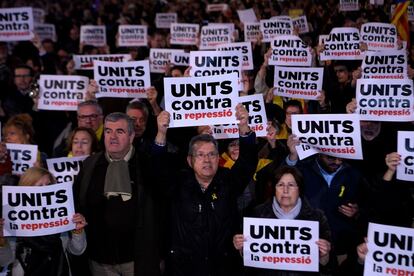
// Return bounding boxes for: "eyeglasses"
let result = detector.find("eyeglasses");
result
[275,183,298,190]
[78,114,100,121]
[193,152,218,160]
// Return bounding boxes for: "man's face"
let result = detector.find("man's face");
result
[127,108,147,138]
[285,106,301,128]
[334,66,350,84]
[14,68,32,91]
[150,34,166,48]
[318,154,343,173]
[77,105,103,132]
[360,121,381,141]
[104,119,134,159]
[187,142,219,182]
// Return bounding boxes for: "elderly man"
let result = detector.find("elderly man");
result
[154,104,258,275]
[74,112,162,275]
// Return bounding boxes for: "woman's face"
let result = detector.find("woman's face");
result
[33,175,52,186]
[4,126,29,144]
[275,173,300,212]
[72,130,92,156]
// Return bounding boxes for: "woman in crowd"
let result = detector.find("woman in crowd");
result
[66,127,98,157]
[0,167,87,276]
[233,166,332,275]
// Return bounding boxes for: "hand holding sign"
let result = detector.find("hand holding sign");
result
[235,103,250,135]
[316,239,331,265]
[86,79,98,100]
[287,134,300,162]
[384,152,401,181]
[155,111,170,146]
[72,213,87,232]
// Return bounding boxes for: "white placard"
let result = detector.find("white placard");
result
[273,67,323,100]
[170,52,189,66]
[320,27,363,60]
[80,25,106,47]
[2,182,76,237]
[260,18,293,43]
[364,223,414,276]
[200,25,232,50]
[38,75,89,111]
[73,54,131,70]
[34,23,56,42]
[291,114,363,160]
[397,131,414,181]
[47,156,87,184]
[117,25,147,47]
[164,73,239,128]
[216,42,253,70]
[6,143,38,175]
[149,48,185,73]
[292,16,309,34]
[237,8,258,23]
[0,7,34,41]
[356,79,414,122]
[170,23,199,45]
[155,13,177,29]
[361,50,407,79]
[243,218,319,272]
[360,23,397,51]
[270,35,312,67]
[339,0,359,11]
[32,8,45,23]
[206,4,229,13]
[244,22,261,42]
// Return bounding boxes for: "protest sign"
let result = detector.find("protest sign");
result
[73,54,131,70]
[237,8,257,23]
[360,23,397,51]
[270,35,312,67]
[155,13,177,29]
[292,16,309,34]
[149,48,185,73]
[397,131,414,182]
[47,156,87,184]
[339,0,359,11]
[2,182,76,237]
[94,60,150,98]
[200,25,232,50]
[356,79,414,121]
[164,73,239,128]
[117,25,147,47]
[244,22,261,42]
[34,23,56,42]
[260,18,293,43]
[364,223,414,276]
[32,8,45,23]
[6,143,38,175]
[320,27,362,61]
[216,42,253,70]
[291,114,363,160]
[273,67,323,100]
[170,23,199,45]
[80,25,106,47]
[206,4,229,13]
[213,94,268,139]
[243,218,319,272]
[370,0,384,4]
[170,52,189,66]
[361,50,407,79]
[38,75,89,111]
[0,7,34,41]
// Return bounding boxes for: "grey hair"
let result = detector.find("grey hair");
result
[77,100,103,115]
[105,112,135,135]
[126,100,149,120]
[188,134,219,156]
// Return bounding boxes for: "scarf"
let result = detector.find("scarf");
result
[104,146,134,201]
[272,196,302,219]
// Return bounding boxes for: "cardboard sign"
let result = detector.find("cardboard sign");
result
[117,25,147,47]
[6,143,38,175]
[34,23,56,42]
[213,94,268,139]
[364,223,414,276]
[339,0,359,11]
[206,4,229,13]
[273,67,323,100]
[260,18,293,43]
[360,23,397,51]
[0,7,34,41]
[32,8,45,23]
[170,52,189,66]
[320,27,362,61]
[80,25,106,47]
[155,13,177,29]
[292,16,309,34]
[2,182,76,237]
[94,60,150,98]
[243,218,319,272]
[291,114,363,160]
[164,73,239,128]
[216,42,253,70]
[270,35,312,67]
[149,48,185,73]
[244,22,261,42]
[200,25,232,50]
[47,156,87,184]
[361,50,407,79]
[397,131,414,182]
[38,75,89,111]
[237,8,258,23]
[73,54,131,70]
[170,23,199,45]
[356,79,414,122]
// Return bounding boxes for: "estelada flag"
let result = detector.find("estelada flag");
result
[391,0,410,47]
